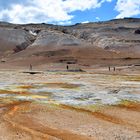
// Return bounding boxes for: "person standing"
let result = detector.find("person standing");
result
[30,64,32,71]
[66,65,69,70]
[109,66,110,71]
[114,67,116,71]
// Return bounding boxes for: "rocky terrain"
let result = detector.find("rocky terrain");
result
[0,18,140,67]
[0,70,140,140]
[0,18,140,140]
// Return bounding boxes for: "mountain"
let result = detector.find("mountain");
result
[0,18,140,67]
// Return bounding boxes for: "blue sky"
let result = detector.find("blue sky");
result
[0,0,140,25]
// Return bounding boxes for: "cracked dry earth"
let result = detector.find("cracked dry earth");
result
[0,70,140,140]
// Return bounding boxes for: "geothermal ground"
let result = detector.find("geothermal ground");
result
[0,66,140,140]
[0,18,140,140]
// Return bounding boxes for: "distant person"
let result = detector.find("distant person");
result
[108,66,110,71]
[114,67,116,71]
[66,65,69,70]
[30,64,32,71]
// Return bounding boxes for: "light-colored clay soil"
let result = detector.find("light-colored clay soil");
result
[0,67,140,140]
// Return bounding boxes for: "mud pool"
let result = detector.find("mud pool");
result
[0,72,140,108]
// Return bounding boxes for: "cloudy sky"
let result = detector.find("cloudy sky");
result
[0,0,140,25]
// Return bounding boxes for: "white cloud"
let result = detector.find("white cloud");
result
[96,17,100,20]
[0,0,112,24]
[115,0,140,18]
[63,0,101,12]
[81,21,90,24]
[57,20,72,25]
[106,0,112,2]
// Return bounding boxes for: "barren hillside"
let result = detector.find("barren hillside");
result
[0,18,140,67]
